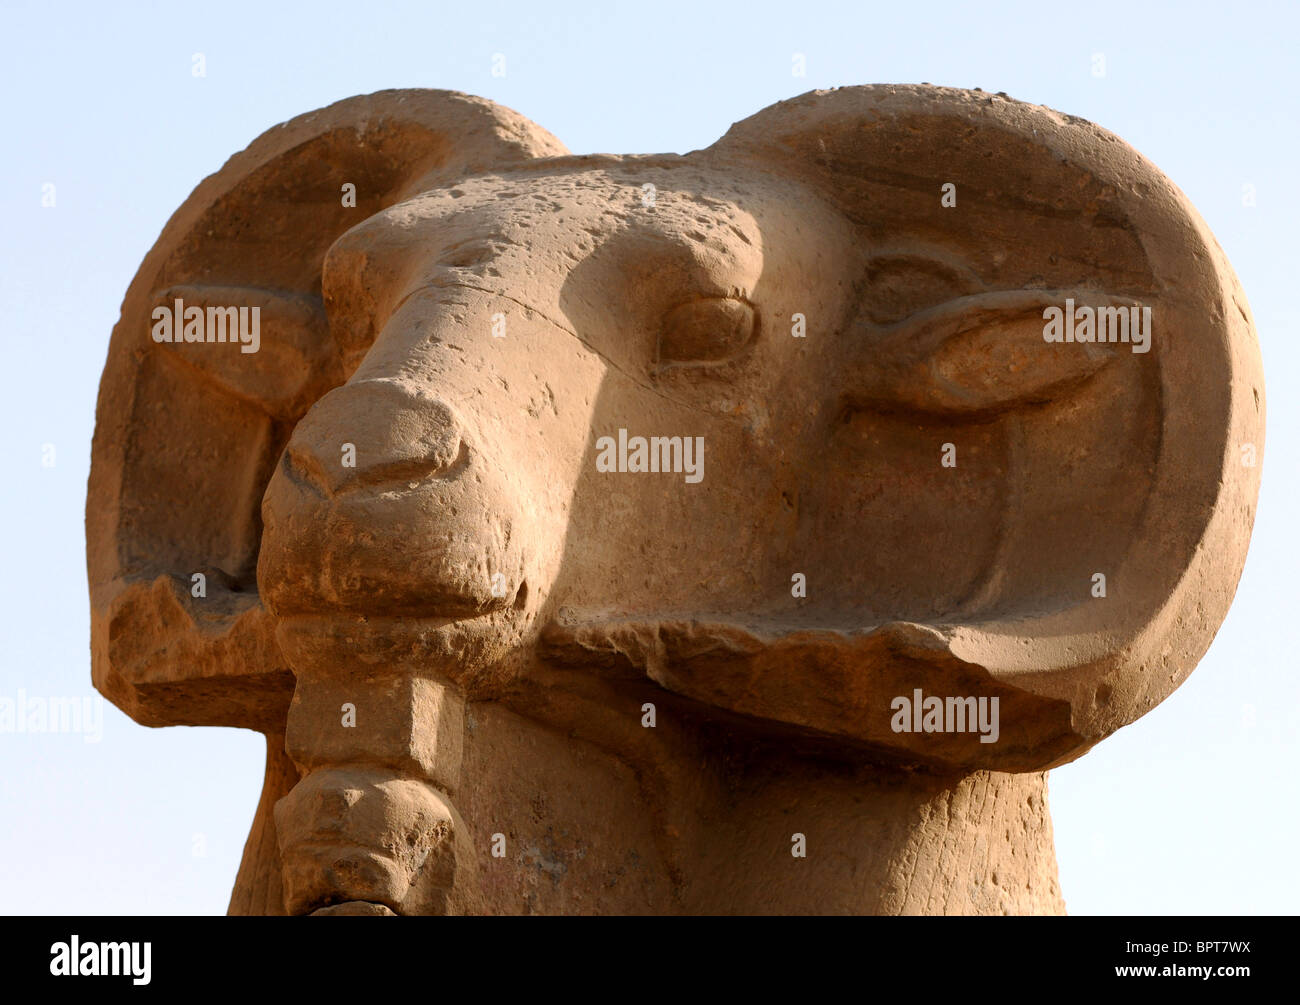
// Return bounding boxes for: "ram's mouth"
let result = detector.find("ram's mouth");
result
[272,601,532,680]
[258,483,529,623]
[269,574,528,620]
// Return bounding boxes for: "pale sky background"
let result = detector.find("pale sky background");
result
[2,0,1296,914]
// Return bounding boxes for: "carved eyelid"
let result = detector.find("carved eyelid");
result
[656,295,758,368]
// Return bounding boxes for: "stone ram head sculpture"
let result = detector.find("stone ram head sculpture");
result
[87,86,1264,915]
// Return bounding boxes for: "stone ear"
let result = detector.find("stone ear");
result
[87,90,567,730]
[844,288,1135,419]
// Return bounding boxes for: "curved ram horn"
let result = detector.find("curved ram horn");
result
[706,85,1264,767]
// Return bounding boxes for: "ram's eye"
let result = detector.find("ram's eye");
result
[657,297,757,366]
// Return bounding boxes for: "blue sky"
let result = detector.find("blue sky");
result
[2,0,1296,914]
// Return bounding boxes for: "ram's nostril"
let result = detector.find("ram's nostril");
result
[282,444,331,497]
[419,420,463,475]
[512,580,529,611]
[358,437,468,491]
[278,383,471,496]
